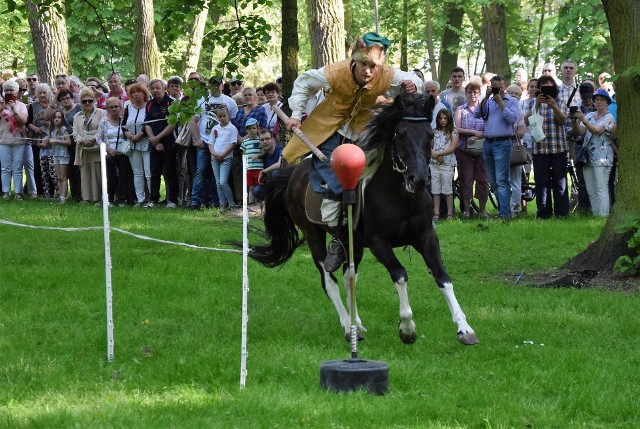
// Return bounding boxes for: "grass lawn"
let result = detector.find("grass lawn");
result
[0,199,638,428]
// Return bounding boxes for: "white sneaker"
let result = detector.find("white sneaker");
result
[2,193,9,200]
[166,202,177,209]
[144,202,155,209]
[14,194,23,201]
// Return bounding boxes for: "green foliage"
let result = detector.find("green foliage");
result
[65,0,136,79]
[552,0,612,78]
[0,6,34,72]
[614,213,640,277]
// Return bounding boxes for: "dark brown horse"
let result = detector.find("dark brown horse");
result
[251,93,478,345]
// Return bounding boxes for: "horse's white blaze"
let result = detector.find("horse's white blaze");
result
[395,278,416,335]
[322,265,351,335]
[440,281,475,334]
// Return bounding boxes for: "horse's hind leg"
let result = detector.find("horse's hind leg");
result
[416,231,479,345]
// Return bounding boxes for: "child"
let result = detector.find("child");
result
[430,108,458,220]
[208,107,239,210]
[36,113,58,199]
[45,109,72,203]
[239,117,264,205]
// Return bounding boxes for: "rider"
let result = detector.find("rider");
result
[283,32,422,272]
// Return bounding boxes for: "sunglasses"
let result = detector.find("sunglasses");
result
[543,69,553,72]
[19,88,27,92]
[27,77,38,82]
[231,81,243,86]
[81,99,94,104]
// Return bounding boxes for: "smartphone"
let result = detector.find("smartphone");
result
[540,86,554,98]
[4,93,17,103]
[491,86,500,95]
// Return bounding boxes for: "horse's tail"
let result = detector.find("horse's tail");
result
[250,166,304,267]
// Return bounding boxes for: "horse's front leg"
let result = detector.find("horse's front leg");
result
[368,239,417,344]
[416,230,478,345]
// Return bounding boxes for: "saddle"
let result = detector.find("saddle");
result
[305,182,363,227]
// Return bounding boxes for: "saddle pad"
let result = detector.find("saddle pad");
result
[305,182,362,227]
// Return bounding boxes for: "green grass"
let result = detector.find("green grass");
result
[0,199,639,428]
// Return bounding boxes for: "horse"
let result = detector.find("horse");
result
[250,92,478,346]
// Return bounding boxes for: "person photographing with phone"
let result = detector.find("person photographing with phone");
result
[476,75,521,220]
[524,75,569,218]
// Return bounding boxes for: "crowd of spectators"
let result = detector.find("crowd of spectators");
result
[0,71,283,210]
[0,60,617,219]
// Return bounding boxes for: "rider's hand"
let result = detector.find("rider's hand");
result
[285,118,301,131]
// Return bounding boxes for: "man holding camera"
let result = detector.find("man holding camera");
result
[476,75,521,220]
[525,76,569,219]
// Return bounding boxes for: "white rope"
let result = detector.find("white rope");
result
[0,219,242,254]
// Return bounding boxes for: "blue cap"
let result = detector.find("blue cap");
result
[593,88,612,105]
[244,118,258,128]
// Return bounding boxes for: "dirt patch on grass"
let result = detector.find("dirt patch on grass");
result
[514,269,639,293]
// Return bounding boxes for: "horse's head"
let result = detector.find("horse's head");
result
[388,93,435,194]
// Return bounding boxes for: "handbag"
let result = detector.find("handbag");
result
[574,143,588,168]
[510,136,531,166]
[464,138,484,156]
[175,124,192,147]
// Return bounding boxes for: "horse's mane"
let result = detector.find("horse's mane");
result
[359,92,434,180]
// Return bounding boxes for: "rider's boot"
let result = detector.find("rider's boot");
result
[324,226,347,273]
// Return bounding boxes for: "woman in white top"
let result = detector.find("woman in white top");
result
[122,82,151,206]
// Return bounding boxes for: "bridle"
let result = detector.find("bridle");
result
[391,116,429,173]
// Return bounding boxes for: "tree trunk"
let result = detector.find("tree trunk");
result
[134,0,161,78]
[438,2,464,88]
[181,0,209,79]
[279,0,299,145]
[305,0,345,68]
[424,0,438,81]
[563,0,640,274]
[482,2,510,80]
[26,0,70,85]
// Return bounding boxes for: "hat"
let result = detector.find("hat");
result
[244,118,258,128]
[229,76,243,84]
[351,32,390,66]
[592,88,612,105]
[579,82,594,98]
[208,76,223,85]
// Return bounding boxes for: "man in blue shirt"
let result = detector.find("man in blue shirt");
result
[476,75,521,219]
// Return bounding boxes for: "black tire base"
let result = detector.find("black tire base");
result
[319,359,389,395]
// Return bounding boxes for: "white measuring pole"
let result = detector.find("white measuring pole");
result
[240,154,249,388]
[99,143,115,362]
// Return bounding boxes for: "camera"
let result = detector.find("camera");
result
[4,93,17,103]
[540,86,555,98]
[491,86,500,95]
[569,106,578,115]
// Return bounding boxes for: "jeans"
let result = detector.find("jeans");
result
[309,133,343,200]
[0,144,26,194]
[22,144,37,196]
[532,152,569,218]
[128,149,151,203]
[212,158,236,206]
[483,139,512,218]
[191,147,218,208]
[509,164,522,210]
[583,164,611,217]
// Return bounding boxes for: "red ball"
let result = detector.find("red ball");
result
[330,144,366,190]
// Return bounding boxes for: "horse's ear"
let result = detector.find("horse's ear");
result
[424,94,436,123]
[394,91,407,110]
